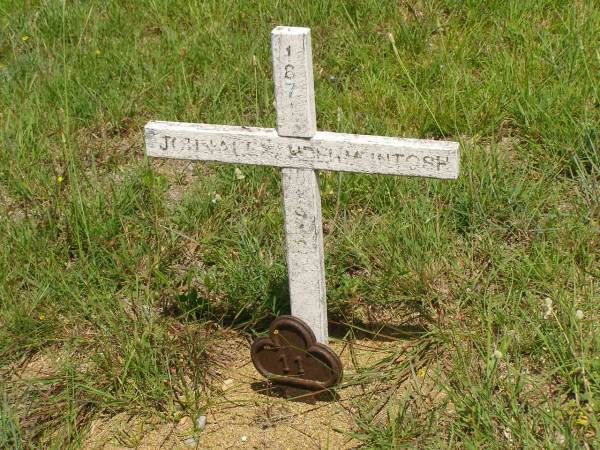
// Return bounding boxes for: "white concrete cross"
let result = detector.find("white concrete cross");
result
[145,26,459,344]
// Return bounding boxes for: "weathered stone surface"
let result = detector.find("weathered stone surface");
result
[272,27,328,344]
[145,122,460,179]
[271,26,316,138]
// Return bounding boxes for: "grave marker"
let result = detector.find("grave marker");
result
[145,27,460,346]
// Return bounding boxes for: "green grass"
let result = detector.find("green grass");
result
[1,0,598,447]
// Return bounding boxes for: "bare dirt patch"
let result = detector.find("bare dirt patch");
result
[82,335,405,449]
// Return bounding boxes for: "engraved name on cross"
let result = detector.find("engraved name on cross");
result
[144,26,460,344]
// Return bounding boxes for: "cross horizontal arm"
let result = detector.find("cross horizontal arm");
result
[145,121,459,179]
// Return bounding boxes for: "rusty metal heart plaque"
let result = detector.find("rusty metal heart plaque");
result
[250,315,343,390]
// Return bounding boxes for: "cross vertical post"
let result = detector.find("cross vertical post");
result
[271,27,329,344]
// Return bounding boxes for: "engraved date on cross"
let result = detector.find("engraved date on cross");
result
[250,316,342,390]
[284,64,295,97]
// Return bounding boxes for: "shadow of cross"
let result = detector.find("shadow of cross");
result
[144,26,460,344]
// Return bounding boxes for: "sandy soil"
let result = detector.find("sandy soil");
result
[83,336,401,450]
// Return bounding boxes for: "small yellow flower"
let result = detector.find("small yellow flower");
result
[417,368,426,378]
[21,35,30,42]
[38,314,45,321]
[575,414,589,426]
[95,49,101,56]
[273,329,279,335]
[234,167,245,180]
[57,176,64,184]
